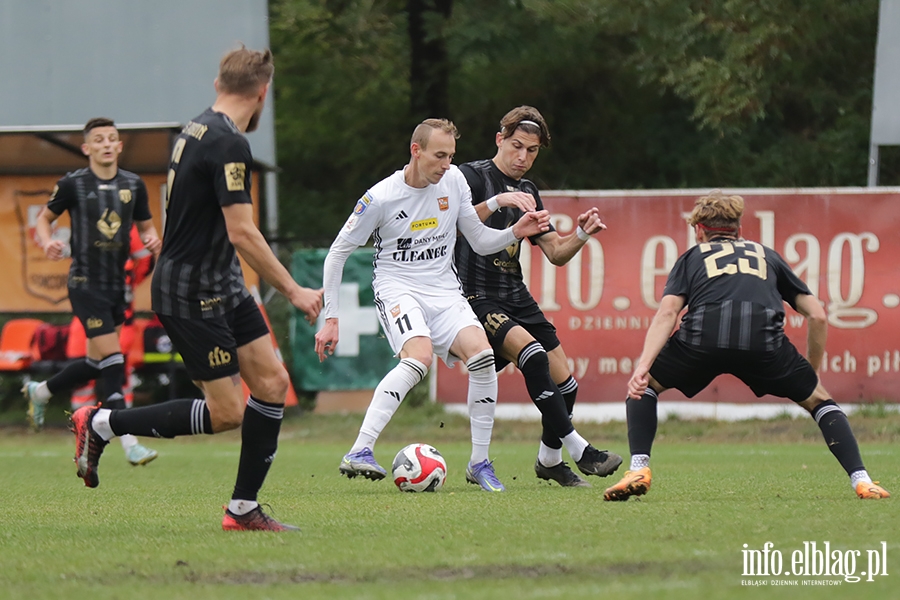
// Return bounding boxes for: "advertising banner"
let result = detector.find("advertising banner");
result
[290,248,395,391]
[437,189,900,405]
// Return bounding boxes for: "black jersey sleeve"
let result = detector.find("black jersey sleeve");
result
[662,248,692,302]
[212,136,254,207]
[459,163,487,204]
[133,177,152,221]
[46,175,75,215]
[770,248,812,309]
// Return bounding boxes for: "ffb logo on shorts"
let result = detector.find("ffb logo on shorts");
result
[208,346,232,368]
[86,317,104,329]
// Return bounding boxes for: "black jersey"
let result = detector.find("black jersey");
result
[152,108,253,319]
[47,167,151,291]
[454,159,553,304]
[664,239,812,351]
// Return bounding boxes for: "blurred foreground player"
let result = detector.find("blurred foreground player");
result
[68,46,323,531]
[604,191,890,501]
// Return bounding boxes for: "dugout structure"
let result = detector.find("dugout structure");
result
[0,125,265,313]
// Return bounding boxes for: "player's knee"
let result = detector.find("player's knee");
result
[250,367,290,404]
[405,353,432,371]
[466,348,495,382]
[517,343,549,379]
[208,401,244,432]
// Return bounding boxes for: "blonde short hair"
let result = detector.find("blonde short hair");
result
[218,45,274,97]
[411,118,459,149]
[687,190,744,233]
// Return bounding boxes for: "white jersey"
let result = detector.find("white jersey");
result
[323,165,518,319]
[340,166,476,295]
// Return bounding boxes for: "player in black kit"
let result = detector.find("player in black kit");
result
[68,46,324,530]
[455,106,622,487]
[603,190,890,501]
[26,118,161,471]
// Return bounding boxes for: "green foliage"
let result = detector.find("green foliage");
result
[269,0,881,243]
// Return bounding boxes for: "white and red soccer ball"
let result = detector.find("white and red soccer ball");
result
[392,443,447,492]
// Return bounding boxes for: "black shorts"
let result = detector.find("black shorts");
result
[156,296,269,382]
[68,287,126,338]
[649,336,819,402]
[468,296,560,371]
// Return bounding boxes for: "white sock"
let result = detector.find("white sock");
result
[850,469,872,490]
[228,499,258,516]
[351,358,427,453]
[562,431,589,462]
[119,434,138,450]
[91,408,116,441]
[630,454,650,470]
[34,381,52,403]
[466,350,497,464]
[538,442,563,467]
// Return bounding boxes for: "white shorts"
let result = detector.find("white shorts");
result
[374,286,483,365]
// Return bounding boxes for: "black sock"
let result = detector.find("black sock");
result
[627,388,659,456]
[558,376,578,420]
[812,400,865,475]
[46,358,100,395]
[517,343,574,448]
[109,398,212,438]
[232,396,283,502]
[98,353,125,407]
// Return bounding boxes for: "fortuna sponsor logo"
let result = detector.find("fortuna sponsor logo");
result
[741,541,889,584]
[392,245,448,262]
[410,218,437,231]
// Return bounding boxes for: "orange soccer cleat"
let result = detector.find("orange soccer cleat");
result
[856,481,890,499]
[603,467,652,501]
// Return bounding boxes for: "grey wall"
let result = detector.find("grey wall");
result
[872,0,900,146]
[0,0,276,166]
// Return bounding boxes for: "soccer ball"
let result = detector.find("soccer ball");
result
[391,443,448,492]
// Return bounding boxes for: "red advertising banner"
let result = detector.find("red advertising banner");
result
[437,189,900,404]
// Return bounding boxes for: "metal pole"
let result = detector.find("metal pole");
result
[868,143,880,187]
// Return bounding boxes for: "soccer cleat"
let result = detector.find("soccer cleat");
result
[534,459,591,487]
[126,443,159,466]
[575,445,623,478]
[69,406,108,488]
[23,381,48,432]
[222,505,300,532]
[339,448,387,480]
[466,459,506,492]
[603,467,652,501]
[856,481,890,499]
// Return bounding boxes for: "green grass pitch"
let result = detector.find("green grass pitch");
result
[0,408,896,599]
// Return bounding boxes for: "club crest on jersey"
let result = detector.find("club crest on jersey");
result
[390,304,401,317]
[411,218,437,231]
[353,193,373,216]
[437,196,449,211]
[97,209,121,240]
[118,189,132,204]
[224,162,246,191]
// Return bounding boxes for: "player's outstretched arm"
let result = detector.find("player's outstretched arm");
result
[222,203,323,323]
[473,191,537,222]
[628,294,684,399]
[793,293,827,372]
[536,207,607,266]
[511,210,551,239]
[315,235,358,362]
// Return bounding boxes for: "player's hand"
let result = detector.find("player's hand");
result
[512,209,550,239]
[577,207,607,236]
[43,239,67,261]
[141,234,162,257]
[291,286,323,325]
[627,365,651,400]
[496,192,536,213]
[314,318,339,362]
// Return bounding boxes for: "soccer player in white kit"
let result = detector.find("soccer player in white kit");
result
[315,119,550,491]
